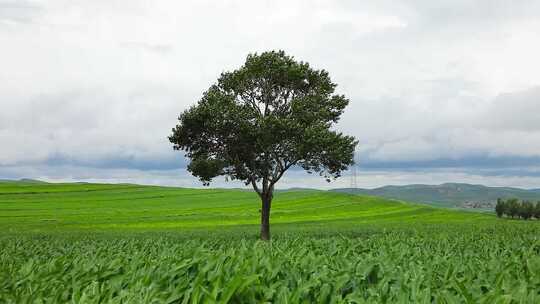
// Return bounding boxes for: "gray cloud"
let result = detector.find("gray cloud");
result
[1,0,540,187]
[479,86,540,131]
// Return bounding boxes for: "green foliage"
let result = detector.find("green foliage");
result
[495,198,540,220]
[520,201,535,220]
[169,50,357,190]
[508,199,520,218]
[1,226,540,303]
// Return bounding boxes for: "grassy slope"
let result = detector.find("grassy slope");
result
[0,181,495,233]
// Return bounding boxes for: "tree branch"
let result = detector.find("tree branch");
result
[269,161,297,187]
[250,177,262,197]
[241,91,263,117]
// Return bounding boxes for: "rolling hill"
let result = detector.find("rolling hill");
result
[331,182,540,209]
[0,181,493,233]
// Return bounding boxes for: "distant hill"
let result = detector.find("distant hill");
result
[0,178,47,184]
[277,187,321,192]
[331,183,540,209]
[19,178,48,184]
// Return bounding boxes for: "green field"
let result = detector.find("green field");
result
[1,181,539,303]
[0,181,494,233]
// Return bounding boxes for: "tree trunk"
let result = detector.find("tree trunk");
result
[260,194,272,240]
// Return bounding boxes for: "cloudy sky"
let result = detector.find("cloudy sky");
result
[1,0,540,189]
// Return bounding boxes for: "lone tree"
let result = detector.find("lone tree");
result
[169,51,358,240]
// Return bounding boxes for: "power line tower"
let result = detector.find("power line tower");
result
[350,156,358,190]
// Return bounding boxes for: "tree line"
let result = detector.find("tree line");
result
[495,198,540,220]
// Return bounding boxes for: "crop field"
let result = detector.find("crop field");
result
[1,181,540,303]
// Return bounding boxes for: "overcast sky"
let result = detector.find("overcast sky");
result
[1,0,540,189]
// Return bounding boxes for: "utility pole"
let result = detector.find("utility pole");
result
[350,154,358,190]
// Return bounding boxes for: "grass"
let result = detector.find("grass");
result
[1,181,539,303]
[0,181,494,233]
